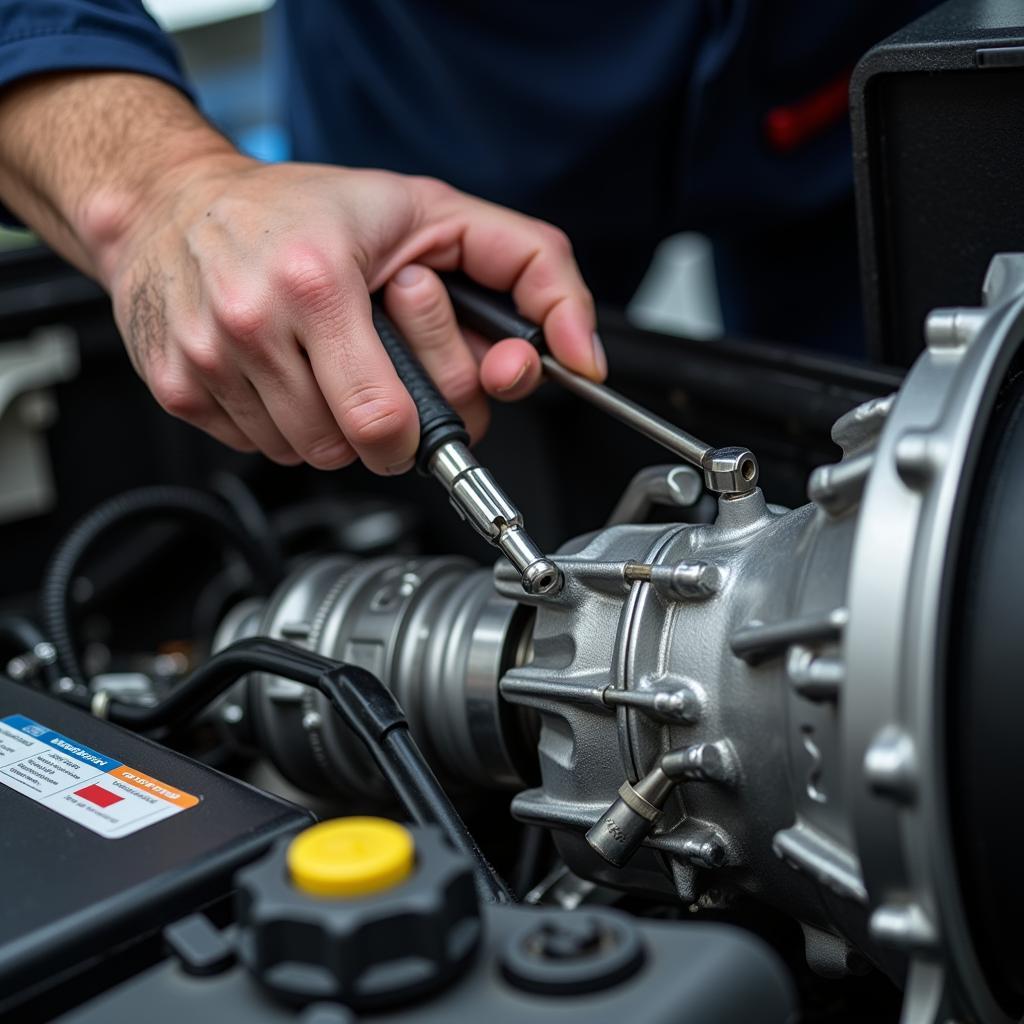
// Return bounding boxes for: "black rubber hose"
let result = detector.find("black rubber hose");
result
[40,486,281,688]
[0,613,48,659]
[381,728,511,903]
[96,636,512,905]
[210,473,286,580]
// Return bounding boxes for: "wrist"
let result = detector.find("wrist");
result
[81,143,251,288]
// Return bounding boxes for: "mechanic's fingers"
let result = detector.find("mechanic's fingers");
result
[430,192,605,381]
[296,259,420,474]
[383,263,490,442]
[200,403,260,454]
[148,361,259,454]
[479,338,543,402]
[237,343,357,470]
[203,371,303,466]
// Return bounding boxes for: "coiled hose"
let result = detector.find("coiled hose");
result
[41,485,282,688]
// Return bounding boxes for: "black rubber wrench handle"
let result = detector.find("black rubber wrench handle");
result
[440,272,547,352]
[371,304,469,474]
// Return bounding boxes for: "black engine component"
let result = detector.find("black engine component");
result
[949,358,1024,1015]
[852,0,1024,365]
[2,6,1022,1020]
[0,677,310,1019]
[63,900,797,1024]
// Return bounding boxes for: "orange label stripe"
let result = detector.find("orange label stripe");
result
[108,765,199,808]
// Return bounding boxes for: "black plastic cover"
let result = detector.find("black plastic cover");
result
[0,679,311,1012]
[851,0,1024,365]
[64,904,796,1024]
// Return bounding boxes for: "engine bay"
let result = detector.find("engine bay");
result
[0,249,1021,1023]
[3,6,1024,1017]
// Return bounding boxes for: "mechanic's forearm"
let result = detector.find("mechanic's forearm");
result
[0,71,241,283]
[0,68,600,477]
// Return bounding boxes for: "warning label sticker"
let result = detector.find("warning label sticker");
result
[0,714,199,838]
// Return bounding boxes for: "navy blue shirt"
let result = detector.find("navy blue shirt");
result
[0,1,933,353]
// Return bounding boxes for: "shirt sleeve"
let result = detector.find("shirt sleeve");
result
[0,1,193,228]
[0,1,192,99]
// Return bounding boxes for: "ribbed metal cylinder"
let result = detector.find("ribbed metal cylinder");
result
[216,556,533,799]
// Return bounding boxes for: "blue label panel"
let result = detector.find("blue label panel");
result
[1,714,122,772]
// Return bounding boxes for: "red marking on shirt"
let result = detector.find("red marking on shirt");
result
[763,70,852,154]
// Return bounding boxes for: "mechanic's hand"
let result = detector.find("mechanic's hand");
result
[104,155,604,472]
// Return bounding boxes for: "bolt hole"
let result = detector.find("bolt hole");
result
[740,459,756,481]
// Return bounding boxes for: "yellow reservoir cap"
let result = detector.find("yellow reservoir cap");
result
[287,817,415,898]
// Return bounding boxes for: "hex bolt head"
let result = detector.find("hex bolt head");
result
[702,447,759,494]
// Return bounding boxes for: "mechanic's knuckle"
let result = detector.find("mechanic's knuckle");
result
[407,293,453,337]
[276,247,338,309]
[151,373,207,421]
[180,336,227,379]
[341,388,413,449]
[411,175,455,202]
[215,295,269,347]
[303,435,353,468]
[439,363,481,407]
[537,221,573,256]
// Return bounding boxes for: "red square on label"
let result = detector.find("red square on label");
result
[75,784,123,808]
